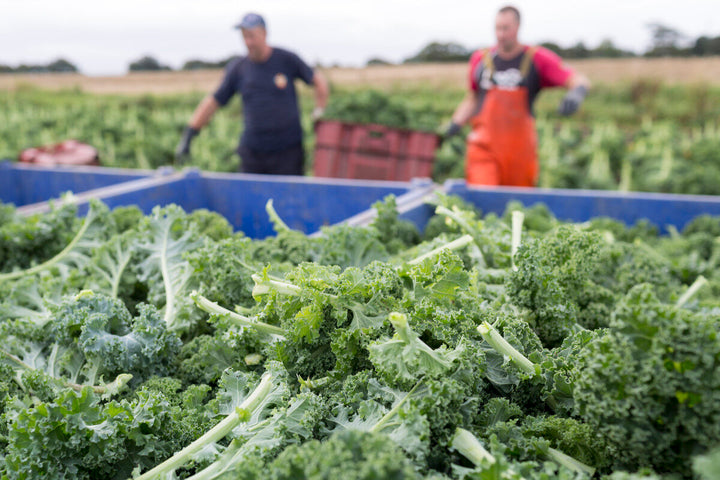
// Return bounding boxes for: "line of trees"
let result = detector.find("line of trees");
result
[128,56,172,72]
[0,58,78,74]
[1,24,718,74]
[541,25,720,60]
[396,25,720,65]
[126,55,238,73]
[180,56,238,71]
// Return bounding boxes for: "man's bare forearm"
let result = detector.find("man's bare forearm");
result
[189,96,220,130]
[567,72,591,91]
[451,93,479,126]
[313,70,329,109]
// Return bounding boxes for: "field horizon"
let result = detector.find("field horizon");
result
[1,57,719,95]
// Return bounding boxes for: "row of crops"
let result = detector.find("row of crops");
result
[1,193,720,479]
[1,82,719,194]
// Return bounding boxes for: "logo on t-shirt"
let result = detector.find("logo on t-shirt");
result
[492,68,523,89]
[479,65,523,90]
[274,73,288,89]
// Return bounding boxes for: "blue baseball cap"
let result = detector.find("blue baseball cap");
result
[234,13,266,30]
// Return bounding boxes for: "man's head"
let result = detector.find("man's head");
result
[495,6,521,54]
[234,13,270,62]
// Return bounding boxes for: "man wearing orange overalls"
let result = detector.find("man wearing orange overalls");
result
[444,5,590,186]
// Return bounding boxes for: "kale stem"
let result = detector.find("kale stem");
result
[676,275,708,308]
[0,205,96,282]
[477,322,539,377]
[450,428,495,466]
[511,210,524,272]
[251,274,303,297]
[266,199,291,233]
[137,373,274,480]
[408,234,474,265]
[192,291,286,336]
[547,447,596,477]
[371,381,421,433]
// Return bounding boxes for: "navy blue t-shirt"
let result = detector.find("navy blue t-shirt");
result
[213,48,315,152]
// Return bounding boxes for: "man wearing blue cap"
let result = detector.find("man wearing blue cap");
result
[176,13,329,175]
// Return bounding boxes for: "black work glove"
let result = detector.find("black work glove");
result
[439,122,462,146]
[444,122,462,139]
[438,122,465,155]
[558,85,588,116]
[175,126,199,162]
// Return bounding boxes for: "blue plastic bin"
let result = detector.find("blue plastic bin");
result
[394,180,720,233]
[18,169,434,239]
[0,161,154,207]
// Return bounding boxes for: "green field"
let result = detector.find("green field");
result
[2,81,720,193]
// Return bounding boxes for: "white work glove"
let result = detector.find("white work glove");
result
[311,107,325,122]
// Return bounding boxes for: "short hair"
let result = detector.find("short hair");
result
[498,5,521,24]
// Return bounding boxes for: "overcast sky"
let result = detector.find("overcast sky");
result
[0,0,717,76]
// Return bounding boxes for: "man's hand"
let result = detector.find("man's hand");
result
[558,85,588,116]
[437,122,465,155]
[439,122,462,146]
[175,126,199,162]
[311,107,325,132]
[311,106,325,122]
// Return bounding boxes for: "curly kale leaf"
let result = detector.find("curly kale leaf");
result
[184,208,235,242]
[312,224,389,269]
[0,200,110,283]
[326,379,431,465]
[0,275,67,326]
[176,329,265,386]
[507,226,614,347]
[133,376,215,454]
[255,261,401,380]
[83,230,139,301]
[0,201,79,274]
[187,236,259,311]
[481,414,611,473]
[136,368,288,479]
[3,387,178,480]
[188,391,327,479]
[693,445,720,480]
[431,199,514,270]
[51,290,181,385]
[136,204,203,331]
[501,201,558,234]
[451,432,595,480]
[266,429,422,480]
[399,249,470,306]
[573,284,720,474]
[368,312,464,387]
[370,194,421,255]
[79,302,181,383]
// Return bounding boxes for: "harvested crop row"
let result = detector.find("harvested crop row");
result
[0,195,718,479]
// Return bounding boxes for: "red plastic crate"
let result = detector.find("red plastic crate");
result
[314,120,440,181]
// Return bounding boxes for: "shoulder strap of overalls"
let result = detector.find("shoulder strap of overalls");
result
[482,48,494,77]
[519,46,537,79]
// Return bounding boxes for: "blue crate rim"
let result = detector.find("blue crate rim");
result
[201,169,434,189]
[0,159,159,177]
[443,179,720,204]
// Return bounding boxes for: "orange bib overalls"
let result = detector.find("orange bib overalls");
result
[466,47,538,187]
